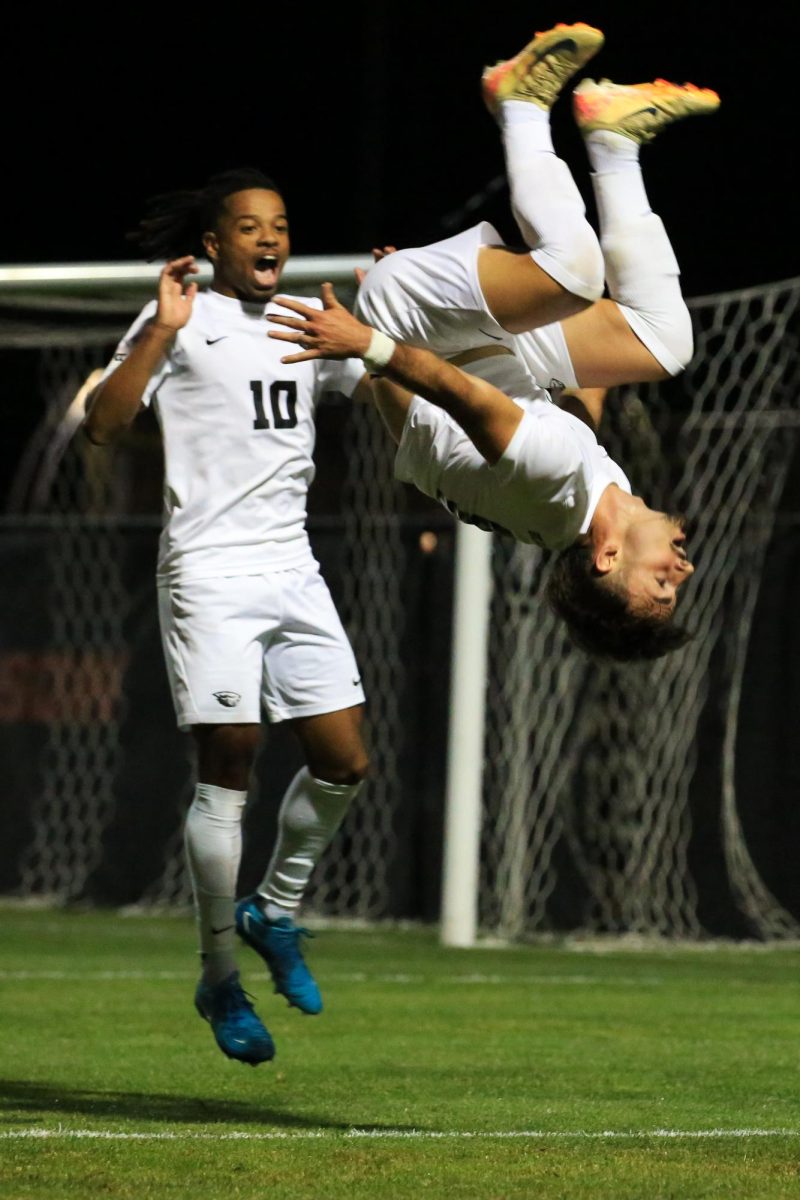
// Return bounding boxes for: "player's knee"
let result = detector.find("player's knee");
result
[193,724,261,790]
[310,751,370,787]
[526,227,604,314]
[665,305,694,372]
[627,302,694,379]
[602,214,694,374]
[539,222,605,306]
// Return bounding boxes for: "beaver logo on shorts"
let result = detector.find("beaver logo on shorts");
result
[213,691,242,708]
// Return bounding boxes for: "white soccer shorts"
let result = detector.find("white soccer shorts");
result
[157,564,365,729]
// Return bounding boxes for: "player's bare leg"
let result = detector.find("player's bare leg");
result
[290,706,368,784]
[194,723,261,791]
[236,706,368,1014]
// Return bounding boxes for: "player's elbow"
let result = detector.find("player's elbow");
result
[82,386,135,445]
[82,393,112,445]
[82,408,128,446]
[82,419,112,446]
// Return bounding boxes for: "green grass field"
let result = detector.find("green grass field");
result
[1,906,799,1199]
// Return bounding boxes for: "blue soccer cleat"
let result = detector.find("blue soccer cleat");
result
[236,896,323,1015]
[194,970,275,1065]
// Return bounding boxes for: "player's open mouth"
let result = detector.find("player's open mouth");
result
[254,255,279,288]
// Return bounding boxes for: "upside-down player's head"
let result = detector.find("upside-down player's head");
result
[130,168,288,304]
[547,512,695,661]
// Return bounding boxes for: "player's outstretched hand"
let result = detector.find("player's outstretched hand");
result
[155,256,199,332]
[269,283,373,363]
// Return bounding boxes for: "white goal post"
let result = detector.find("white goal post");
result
[441,523,493,947]
[0,256,371,295]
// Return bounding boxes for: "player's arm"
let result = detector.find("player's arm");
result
[83,257,199,445]
[83,322,175,444]
[368,377,414,445]
[351,375,375,405]
[269,284,523,464]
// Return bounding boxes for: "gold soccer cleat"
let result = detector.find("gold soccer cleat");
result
[482,22,605,115]
[573,77,721,143]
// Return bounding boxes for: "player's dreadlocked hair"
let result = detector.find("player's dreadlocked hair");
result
[129,168,282,261]
[546,542,693,662]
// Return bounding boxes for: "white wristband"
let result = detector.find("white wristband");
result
[362,329,396,375]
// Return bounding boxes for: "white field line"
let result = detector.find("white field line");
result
[1,1127,799,1142]
[0,970,664,986]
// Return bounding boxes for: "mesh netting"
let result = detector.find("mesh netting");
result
[481,278,800,938]
[11,343,127,902]
[3,275,799,935]
[2,280,412,917]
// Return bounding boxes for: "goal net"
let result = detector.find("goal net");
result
[1,265,799,937]
[0,261,411,919]
[481,278,800,939]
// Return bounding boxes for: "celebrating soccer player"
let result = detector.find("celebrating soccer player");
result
[85,170,371,1065]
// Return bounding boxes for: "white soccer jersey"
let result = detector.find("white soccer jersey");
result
[394,359,631,551]
[102,290,364,581]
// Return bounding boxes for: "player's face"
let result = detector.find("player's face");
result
[620,513,695,617]
[205,189,290,303]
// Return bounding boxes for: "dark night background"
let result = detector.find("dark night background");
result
[4,1,799,296]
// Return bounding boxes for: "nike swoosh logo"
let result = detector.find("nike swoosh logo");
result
[211,924,235,935]
[478,328,503,341]
[206,336,228,345]
[352,677,362,686]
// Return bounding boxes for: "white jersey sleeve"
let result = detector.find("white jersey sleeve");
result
[315,354,365,400]
[99,299,171,407]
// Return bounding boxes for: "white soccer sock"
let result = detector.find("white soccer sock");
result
[584,129,693,374]
[584,128,641,179]
[500,100,603,302]
[258,768,362,914]
[184,782,247,984]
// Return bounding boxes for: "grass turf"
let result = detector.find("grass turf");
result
[1,907,799,1198]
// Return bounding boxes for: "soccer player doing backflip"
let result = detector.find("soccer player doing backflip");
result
[270,23,719,661]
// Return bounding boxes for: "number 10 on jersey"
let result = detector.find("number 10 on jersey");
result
[251,381,298,430]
